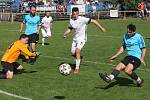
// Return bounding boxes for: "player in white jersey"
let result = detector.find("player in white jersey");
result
[63,7,106,74]
[41,12,53,46]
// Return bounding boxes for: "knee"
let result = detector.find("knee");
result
[115,63,125,71]
[75,49,80,54]
[6,71,13,79]
[124,69,132,75]
[6,75,13,79]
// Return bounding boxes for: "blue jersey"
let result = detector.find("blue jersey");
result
[23,14,41,35]
[123,33,146,59]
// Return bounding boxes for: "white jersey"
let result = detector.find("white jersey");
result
[41,16,53,28]
[69,16,91,41]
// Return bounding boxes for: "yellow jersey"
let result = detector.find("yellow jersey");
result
[1,40,33,63]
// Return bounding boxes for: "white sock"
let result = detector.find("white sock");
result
[137,77,141,82]
[76,59,81,69]
[108,74,115,80]
[42,38,45,44]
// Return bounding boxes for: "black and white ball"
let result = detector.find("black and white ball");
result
[59,63,71,75]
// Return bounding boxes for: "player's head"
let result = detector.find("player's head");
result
[19,34,29,44]
[45,11,50,17]
[30,5,36,16]
[127,24,136,35]
[72,7,79,16]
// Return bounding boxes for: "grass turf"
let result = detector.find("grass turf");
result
[0,18,150,100]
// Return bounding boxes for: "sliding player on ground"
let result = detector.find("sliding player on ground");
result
[63,7,106,74]
[0,34,36,79]
[99,24,146,87]
[41,12,53,46]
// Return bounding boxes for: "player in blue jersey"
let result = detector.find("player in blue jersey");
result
[99,24,146,87]
[19,5,41,53]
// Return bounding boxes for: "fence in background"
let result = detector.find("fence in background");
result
[0,11,142,23]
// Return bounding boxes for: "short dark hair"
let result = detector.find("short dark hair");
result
[30,5,36,9]
[127,24,136,32]
[72,7,79,12]
[19,34,28,40]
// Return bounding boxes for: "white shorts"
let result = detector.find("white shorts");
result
[41,27,51,37]
[71,40,86,54]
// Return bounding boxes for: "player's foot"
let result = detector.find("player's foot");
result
[136,78,144,87]
[35,52,41,57]
[74,69,80,74]
[99,72,111,83]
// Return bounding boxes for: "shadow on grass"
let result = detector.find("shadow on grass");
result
[13,69,38,75]
[54,96,65,99]
[38,42,50,45]
[145,37,150,40]
[96,77,135,90]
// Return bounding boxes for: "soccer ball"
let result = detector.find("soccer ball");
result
[59,63,71,75]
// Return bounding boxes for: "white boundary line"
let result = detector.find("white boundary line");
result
[0,90,32,100]
[40,55,150,72]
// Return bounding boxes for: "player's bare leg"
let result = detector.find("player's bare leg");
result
[42,37,46,46]
[124,64,143,87]
[74,48,81,74]
[31,43,36,52]
[42,34,51,46]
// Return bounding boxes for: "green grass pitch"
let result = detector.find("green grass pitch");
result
[0,18,150,100]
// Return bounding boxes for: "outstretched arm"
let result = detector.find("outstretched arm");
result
[141,48,147,66]
[63,28,72,38]
[110,46,125,62]
[19,45,36,57]
[91,19,106,32]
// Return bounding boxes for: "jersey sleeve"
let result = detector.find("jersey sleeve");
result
[139,35,146,48]
[18,45,33,56]
[82,17,91,24]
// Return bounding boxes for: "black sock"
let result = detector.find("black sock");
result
[129,72,138,80]
[0,74,6,79]
[111,69,120,78]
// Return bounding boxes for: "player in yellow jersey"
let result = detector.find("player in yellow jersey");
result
[1,34,36,79]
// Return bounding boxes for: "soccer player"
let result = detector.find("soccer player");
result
[41,12,53,46]
[99,24,146,87]
[0,34,36,79]
[19,5,41,53]
[63,7,106,74]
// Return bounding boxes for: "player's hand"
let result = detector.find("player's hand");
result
[32,52,36,57]
[141,59,146,66]
[110,55,117,62]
